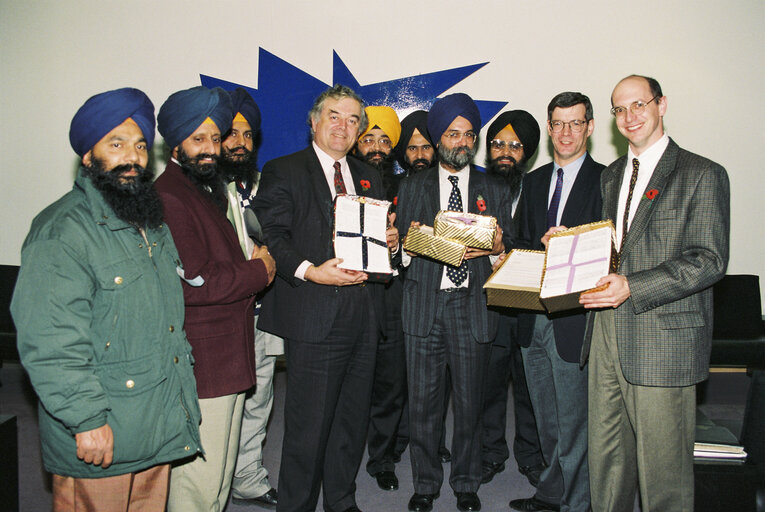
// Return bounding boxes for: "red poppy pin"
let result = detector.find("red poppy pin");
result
[393,196,398,206]
[359,179,371,191]
[476,194,487,212]
[644,189,659,200]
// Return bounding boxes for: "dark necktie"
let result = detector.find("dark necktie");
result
[446,175,468,286]
[333,161,346,196]
[620,158,640,254]
[546,168,564,229]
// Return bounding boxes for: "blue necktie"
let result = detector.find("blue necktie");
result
[547,168,564,229]
[446,175,468,286]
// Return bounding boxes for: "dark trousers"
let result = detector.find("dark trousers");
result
[395,369,450,459]
[482,312,543,468]
[406,289,490,494]
[277,287,377,512]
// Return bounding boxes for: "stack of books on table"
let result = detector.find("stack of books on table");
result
[694,409,747,463]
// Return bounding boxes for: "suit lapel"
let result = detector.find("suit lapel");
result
[467,168,482,214]
[306,148,334,227]
[560,155,596,226]
[621,140,678,258]
[602,155,627,223]
[534,164,554,234]
[424,168,441,220]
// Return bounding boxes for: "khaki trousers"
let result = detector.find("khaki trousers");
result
[588,309,695,512]
[168,392,246,512]
[52,464,170,512]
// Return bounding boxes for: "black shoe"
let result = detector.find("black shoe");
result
[324,506,362,512]
[438,447,451,463]
[373,470,399,491]
[517,464,545,488]
[408,492,439,512]
[456,491,481,511]
[508,496,559,512]
[231,487,278,508]
[481,460,505,483]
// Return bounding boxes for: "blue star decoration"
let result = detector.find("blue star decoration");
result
[200,47,506,169]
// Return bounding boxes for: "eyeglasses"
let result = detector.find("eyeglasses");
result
[359,136,392,149]
[489,140,523,152]
[610,96,659,117]
[549,120,588,133]
[444,130,477,143]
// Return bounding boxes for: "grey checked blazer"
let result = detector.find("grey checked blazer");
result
[581,138,730,386]
[396,166,514,342]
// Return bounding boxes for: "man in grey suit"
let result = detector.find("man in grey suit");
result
[397,93,513,512]
[510,92,604,512]
[580,75,730,512]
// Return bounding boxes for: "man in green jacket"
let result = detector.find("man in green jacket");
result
[11,88,202,511]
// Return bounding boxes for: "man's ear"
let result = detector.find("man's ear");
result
[82,150,92,167]
[171,146,179,159]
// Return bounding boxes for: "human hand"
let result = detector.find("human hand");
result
[386,212,399,251]
[252,245,276,285]
[305,258,368,286]
[75,423,114,468]
[541,225,568,248]
[579,274,630,309]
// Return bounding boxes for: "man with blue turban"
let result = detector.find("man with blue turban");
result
[154,85,276,512]
[396,93,514,512]
[220,88,281,509]
[11,87,202,510]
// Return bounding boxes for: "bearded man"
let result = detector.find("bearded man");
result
[396,93,513,512]
[11,88,202,512]
[154,85,275,512]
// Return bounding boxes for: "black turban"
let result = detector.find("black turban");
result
[485,110,541,160]
[157,86,233,149]
[69,88,155,157]
[393,110,434,163]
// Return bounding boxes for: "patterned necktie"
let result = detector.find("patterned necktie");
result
[446,175,468,286]
[620,158,640,254]
[546,168,564,229]
[333,161,347,196]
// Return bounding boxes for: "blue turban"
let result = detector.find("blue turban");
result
[69,88,155,157]
[394,110,433,163]
[157,86,233,149]
[228,88,261,133]
[427,93,481,144]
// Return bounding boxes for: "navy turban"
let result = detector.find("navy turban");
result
[427,93,481,144]
[486,110,541,160]
[228,88,261,133]
[394,110,434,163]
[69,88,155,157]
[157,86,233,149]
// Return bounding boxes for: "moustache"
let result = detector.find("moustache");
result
[111,163,147,178]
[411,158,431,169]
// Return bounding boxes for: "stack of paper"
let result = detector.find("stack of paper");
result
[334,195,392,276]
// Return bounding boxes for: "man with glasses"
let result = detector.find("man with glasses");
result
[480,110,545,488]
[396,93,512,512]
[351,106,409,493]
[580,75,729,512]
[509,92,604,512]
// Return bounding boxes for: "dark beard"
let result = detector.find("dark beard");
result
[438,143,477,170]
[403,157,433,175]
[82,158,163,229]
[176,146,227,213]
[486,156,526,202]
[219,145,258,187]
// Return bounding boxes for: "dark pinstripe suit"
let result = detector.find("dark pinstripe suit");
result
[585,138,729,511]
[396,166,513,494]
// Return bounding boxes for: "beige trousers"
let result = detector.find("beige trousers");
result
[167,392,246,512]
[588,308,696,512]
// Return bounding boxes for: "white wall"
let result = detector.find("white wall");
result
[2,0,763,307]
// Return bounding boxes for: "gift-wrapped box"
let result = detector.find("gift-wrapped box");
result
[403,224,466,267]
[333,195,392,277]
[434,210,497,250]
[484,221,616,313]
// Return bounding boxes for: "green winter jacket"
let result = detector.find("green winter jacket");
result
[11,170,202,477]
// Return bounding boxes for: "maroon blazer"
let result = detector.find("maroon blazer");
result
[155,161,268,398]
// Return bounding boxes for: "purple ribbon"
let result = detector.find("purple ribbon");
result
[545,234,608,293]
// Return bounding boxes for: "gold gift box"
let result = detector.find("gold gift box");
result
[403,224,466,267]
[434,210,497,250]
